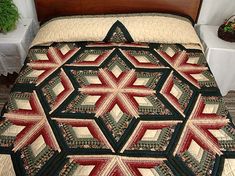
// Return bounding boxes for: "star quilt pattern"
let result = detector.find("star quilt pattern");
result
[0,20,235,176]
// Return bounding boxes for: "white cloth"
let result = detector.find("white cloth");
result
[197,25,235,96]
[0,18,36,75]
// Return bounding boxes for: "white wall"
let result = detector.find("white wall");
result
[198,0,235,25]
[13,0,235,26]
[13,0,38,23]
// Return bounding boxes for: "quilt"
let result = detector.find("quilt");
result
[0,15,235,176]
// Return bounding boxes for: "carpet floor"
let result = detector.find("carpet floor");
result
[0,75,235,124]
[0,85,11,115]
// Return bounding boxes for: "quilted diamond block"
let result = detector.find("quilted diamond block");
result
[41,69,74,113]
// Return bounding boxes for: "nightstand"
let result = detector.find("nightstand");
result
[0,18,37,76]
[196,25,235,96]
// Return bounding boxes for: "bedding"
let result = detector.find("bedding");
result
[0,14,235,176]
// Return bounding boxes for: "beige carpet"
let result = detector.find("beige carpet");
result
[0,81,235,123]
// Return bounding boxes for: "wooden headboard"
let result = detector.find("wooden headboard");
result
[35,0,202,24]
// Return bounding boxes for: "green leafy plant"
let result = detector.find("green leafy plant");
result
[0,0,20,33]
[223,17,235,34]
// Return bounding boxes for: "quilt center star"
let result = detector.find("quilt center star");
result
[79,68,156,118]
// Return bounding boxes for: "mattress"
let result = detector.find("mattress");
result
[0,14,235,176]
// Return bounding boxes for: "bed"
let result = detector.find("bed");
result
[0,0,235,175]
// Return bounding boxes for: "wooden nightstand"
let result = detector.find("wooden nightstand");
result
[0,18,37,76]
[196,25,235,96]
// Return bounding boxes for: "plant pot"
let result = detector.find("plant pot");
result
[218,24,235,42]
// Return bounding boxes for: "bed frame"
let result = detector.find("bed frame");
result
[34,0,202,24]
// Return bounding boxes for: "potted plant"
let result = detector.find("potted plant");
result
[0,0,20,33]
[218,15,235,42]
